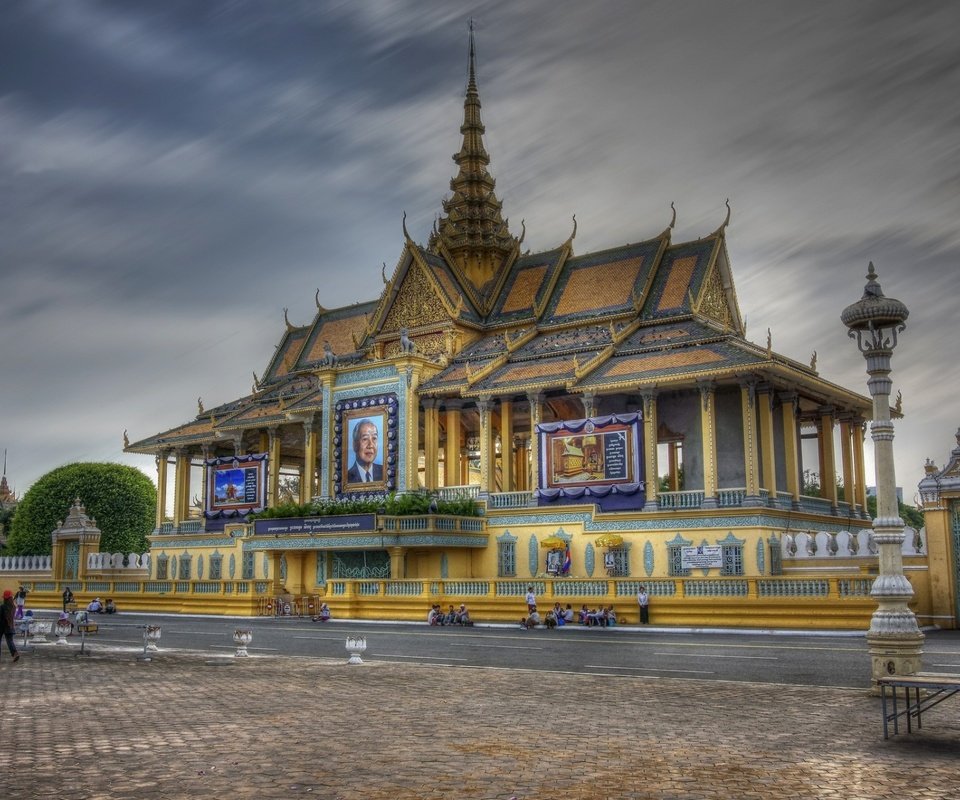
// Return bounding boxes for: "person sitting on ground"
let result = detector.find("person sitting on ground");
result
[311,602,331,622]
[552,602,565,627]
[444,604,457,625]
[87,597,103,613]
[62,586,74,612]
[578,604,590,625]
[520,606,541,629]
[428,604,443,626]
[455,603,471,625]
[104,598,117,614]
[563,604,575,624]
[544,609,557,629]
[606,605,617,626]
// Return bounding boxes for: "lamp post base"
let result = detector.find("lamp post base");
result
[867,630,925,695]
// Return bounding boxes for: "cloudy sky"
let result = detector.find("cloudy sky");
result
[2,0,958,503]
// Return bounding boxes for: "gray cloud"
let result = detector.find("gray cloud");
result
[2,0,958,497]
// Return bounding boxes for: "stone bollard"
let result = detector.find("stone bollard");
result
[29,621,52,644]
[55,620,72,646]
[233,629,252,657]
[345,635,366,665]
[145,625,162,652]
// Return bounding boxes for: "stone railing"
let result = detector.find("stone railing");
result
[379,515,486,535]
[779,527,924,560]
[86,552,151,571]
[658,490,705,510]
[436,485,481,500]
[488,491,534,509]
[0,555,52,572]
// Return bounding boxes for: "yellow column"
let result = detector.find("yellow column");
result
[300,418,317,504]
[268,427,281,508]
[403,366,421,491]
[388,546,406,580]
[172,450,191,526]
[641,390,659,509]
[444,403,462,487]
[527,392,543,493]
[155,450,169,528]
[779,392,801,507]
[758,387,778,504]
[699,382,718,506]
[853,417,868,514]
[818,408,838,509]
[258,431,269,455]
[500,400,513,492]
[740,382,761,501]
[514,436,527,491]
[422,399,439,490]
[839,417,855,511]
[478,398,494,493]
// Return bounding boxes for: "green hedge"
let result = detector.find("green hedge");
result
[250,491,481,521]
[5,463,155,556]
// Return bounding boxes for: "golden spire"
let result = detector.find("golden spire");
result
[432,21,516,291]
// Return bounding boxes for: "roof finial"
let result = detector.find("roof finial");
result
[722,198,731,230]
[518,219,526,246]
[468,18,477,93]
[402,211,411,242]
[570,214,577,241]
[284,307,295,331]
[669,201,677,229]
[315,289,326,312]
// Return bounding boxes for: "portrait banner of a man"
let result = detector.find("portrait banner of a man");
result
[343,411,386,488]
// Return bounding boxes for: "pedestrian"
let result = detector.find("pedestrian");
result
[14,585,28,620]
[1,589,21,663]
[637,585,650,624]
[62,586,74,612]
[525,585,536,613]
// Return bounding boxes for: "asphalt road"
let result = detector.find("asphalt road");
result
[36,611,960,689]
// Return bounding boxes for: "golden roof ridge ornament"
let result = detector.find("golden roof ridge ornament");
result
[123,429,129,448]
[198,397,204,415]
[434,22,516,290]
[711,199,732,236]
[284,308,295,332]
[315,289,326,312]
[669,202,677,230]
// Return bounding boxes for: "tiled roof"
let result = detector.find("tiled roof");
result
[511,326,613,359]
[264,326,309,382]
[469,353,590,394]
[296,302,377,369]
[577,338,765,389]
[485,247,565,324]
[539,238,663,326]
[416,247,482,323]
[640,238,716,321]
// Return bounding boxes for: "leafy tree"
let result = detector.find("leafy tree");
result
[864,494,924,529]
[5,463,155,556]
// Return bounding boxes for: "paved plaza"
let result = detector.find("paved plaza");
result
[2,642,958,800]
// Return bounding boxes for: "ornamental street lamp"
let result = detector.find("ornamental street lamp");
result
[841,262,924,687]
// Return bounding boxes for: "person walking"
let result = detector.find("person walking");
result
[637,585,650,624]
[14,585,28,620]
[1,589,21,663]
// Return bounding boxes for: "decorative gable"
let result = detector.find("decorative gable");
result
[382,261,451,334]
[697,265,733,328]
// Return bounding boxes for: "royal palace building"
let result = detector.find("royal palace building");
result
[6,34,951,629]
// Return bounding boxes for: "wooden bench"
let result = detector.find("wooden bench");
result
[878,672,960,738]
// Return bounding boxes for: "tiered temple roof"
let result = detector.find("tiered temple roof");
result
[127,30,869,458]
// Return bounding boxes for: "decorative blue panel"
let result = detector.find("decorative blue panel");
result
[229,553,236,579]
[316,552,327,587]
[528,535,539,577]
[280,554,288,582]
[170,555,177,577]
[643,541,654,577]
[65,541,80,581]
[756,538,765,575]
[585,542,595,577]
[440,552,449,580]
[197,555,204,580]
